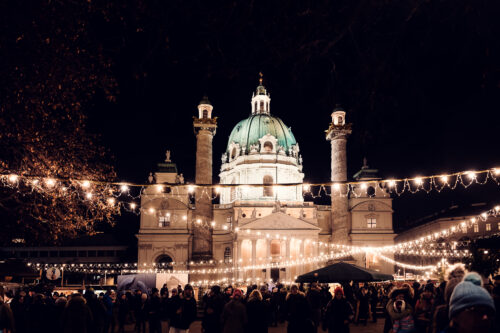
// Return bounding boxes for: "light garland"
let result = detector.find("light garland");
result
[1,167,499,207]
[376,253,452,272]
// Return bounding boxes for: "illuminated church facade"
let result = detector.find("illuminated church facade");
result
[137,77,396,284]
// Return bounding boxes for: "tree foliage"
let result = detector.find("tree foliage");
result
[0,1,121,244]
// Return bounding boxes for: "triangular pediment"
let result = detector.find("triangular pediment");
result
[239,212,320,230]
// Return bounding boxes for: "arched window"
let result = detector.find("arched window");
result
[231,148,237,159]
[203,109,208,119]
[254,102,257,112]
[263,175,273,197]
[230,179,236,202]
[260,101,264,111]
[337,116,343,125]
[156,255,173,270]
[263,141,273,152]
[224,247,231,263]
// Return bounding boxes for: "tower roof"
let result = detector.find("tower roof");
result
[199,95,211,105]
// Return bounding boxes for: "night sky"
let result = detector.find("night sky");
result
[6,1,500,234]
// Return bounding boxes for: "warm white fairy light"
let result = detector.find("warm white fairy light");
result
[120,185,129,192]
[81,180,90,188]
[466,171,476,180]
[107,198,115,205]
[85,192,92,199]
[303,184,310,192]
[148,208,155,214]
[188,185,195,193]
[155,185,163,193]
[130,203,137,209]
[440,175,448,183]
[387,180,396,187]
[414,177,423,185]
[210,221,216,227]
[8,174,18,183]
[45,178,56,187]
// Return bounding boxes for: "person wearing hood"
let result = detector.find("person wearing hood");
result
[445,272,496,333]
[386,288,415,332]
[222,289,247,333]
[202,285,225,333]
[323,287,353,333]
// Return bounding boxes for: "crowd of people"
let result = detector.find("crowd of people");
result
[0,265,498,333]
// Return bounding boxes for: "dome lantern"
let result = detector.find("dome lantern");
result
[251,72,271,115]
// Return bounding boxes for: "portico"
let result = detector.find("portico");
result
[233,212,320,283]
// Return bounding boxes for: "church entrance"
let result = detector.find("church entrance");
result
[271,268,280,282]
[156,255,173,271]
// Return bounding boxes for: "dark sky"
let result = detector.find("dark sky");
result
[77,1,500,231]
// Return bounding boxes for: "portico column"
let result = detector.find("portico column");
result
[252,239,257,280]
[266,239,271,281]
[237,240,242,280]
[285,239,290,281]
[299,239,305,275]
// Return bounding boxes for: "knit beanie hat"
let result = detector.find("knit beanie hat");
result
[334,287,344,296]
[449,272,495,318]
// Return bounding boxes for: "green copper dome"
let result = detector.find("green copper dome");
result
[227,114,297,152]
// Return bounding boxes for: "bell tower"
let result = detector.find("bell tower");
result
[326,105,352,244]
[192,95,217,260]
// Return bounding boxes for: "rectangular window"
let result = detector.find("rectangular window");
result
[474,224,479,233]
[367,218,377,228]
[486,223,491,231]
[159,216,170,227]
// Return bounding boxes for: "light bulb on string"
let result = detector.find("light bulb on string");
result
[45,178,56,187]
[8,174,18,183]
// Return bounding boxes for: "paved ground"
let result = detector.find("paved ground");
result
[125,320,385,332]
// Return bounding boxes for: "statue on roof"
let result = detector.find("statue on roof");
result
[165,150,171,163]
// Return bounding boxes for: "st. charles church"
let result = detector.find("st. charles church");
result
[137,76,396,284]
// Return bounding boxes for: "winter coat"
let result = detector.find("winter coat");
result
[246,298,268,333]
[0,300,15,333]
[324,297,353,333]
[222,299,247,333]
[202,293,225,333]
[169,295,197,330]
[285,293,311,333]
[147,294,162,322]
[61,295,93,333]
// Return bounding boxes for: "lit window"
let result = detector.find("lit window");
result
[486,223,491,231]
[263,175,274,197]
[473,224,479,233]
[367,218,377,228]
[159,214,171,227]
[202,109,208,119]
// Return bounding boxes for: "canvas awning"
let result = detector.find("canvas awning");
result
[296,262,394,283]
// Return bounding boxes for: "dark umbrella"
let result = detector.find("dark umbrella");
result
[296,262,393,283]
